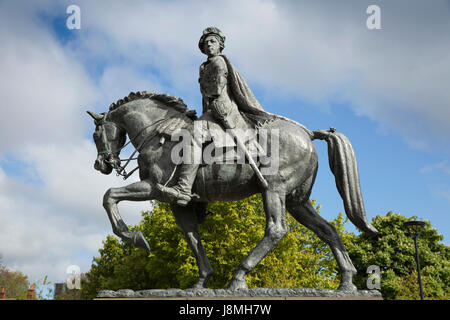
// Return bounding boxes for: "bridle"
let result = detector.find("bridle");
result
[96,119,127,170]
[95,116,168,180]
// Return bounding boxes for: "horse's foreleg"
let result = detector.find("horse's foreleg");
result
[286,198,357,291]
[228,190,287,290]
[171,203,214,289]
[103,180,153,252]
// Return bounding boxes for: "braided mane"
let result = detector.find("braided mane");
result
[109,91,188,113]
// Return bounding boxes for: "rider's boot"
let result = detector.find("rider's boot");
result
[158,163,200,206]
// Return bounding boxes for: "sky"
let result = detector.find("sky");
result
[0,0,449,293]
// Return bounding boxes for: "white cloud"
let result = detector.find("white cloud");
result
[0,2,155,284]
[0,2,98,155]
[97,65,163,107]
[0,141,149,283]
[0,2,151,281]
[420,161,450,176]
[68,0,450,152]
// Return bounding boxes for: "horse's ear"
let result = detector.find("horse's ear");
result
[87,111,104,121]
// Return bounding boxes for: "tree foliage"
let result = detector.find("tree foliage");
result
[81,195,350,299]
[81,197,449,300]
[0,263,53,300]
[0,266,29,299]
[348,212,449,300]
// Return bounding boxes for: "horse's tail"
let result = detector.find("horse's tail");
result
[312,129,379,236]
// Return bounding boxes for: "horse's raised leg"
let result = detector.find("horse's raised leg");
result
[286,198,357,291]
[227,190,287,290]
[171,203,214,288]
[103,180,153,252]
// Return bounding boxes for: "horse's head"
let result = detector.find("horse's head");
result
[87,111,126,175]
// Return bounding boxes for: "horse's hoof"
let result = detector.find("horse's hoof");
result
[133,231,150,252]
[226,279,248,291]
[189,281,206,289]
[337,282,357,292]
[190,270,213,289]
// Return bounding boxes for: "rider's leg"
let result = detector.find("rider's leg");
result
[158,163,200,206]
[157,128,202,206]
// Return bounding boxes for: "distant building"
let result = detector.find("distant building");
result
[53,274,88,300]
[54,283,67,298]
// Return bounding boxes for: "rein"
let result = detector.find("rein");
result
[100,117,169,180]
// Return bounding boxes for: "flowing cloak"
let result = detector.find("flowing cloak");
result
[221,55,270,120]
[221,55,312,137]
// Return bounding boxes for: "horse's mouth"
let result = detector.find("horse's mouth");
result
[94,158,113,175]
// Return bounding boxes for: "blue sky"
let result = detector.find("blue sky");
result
[0,0,449,293]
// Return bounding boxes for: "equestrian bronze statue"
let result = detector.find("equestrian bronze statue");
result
[88,27,378,291]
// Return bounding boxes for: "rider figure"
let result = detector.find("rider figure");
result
[158,26,268,206]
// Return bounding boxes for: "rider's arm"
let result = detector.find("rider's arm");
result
[207,56,228,98]
[199,56,228,99]
[199,56,233,127]
[207,56,232,126]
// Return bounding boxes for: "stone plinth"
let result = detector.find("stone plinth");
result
[96,288,382,300]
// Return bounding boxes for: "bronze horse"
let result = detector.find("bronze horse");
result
[88,92,378,291]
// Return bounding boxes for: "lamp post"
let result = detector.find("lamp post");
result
[403,220,425,300]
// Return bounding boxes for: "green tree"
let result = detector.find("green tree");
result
[81,195,351,299]
[347,212,449,300]
[0,266,29,299]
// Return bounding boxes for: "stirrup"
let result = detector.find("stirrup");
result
[156,183,192,203]
[177,193,200,206]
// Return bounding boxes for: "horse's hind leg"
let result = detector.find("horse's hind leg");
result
[171,203,214,289]
[103,180,153,252]
[286,197,357,291]
[228,190,287,290]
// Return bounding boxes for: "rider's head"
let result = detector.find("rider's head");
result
[198,27,225,55]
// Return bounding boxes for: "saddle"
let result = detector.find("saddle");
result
[155,109,272,165]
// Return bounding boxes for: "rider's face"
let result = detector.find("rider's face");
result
[203,35,221,56]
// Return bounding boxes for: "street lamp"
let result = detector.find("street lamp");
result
[403,220,426,300]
